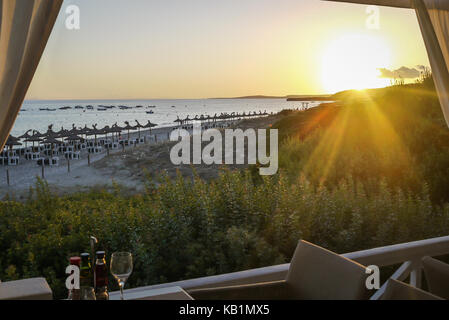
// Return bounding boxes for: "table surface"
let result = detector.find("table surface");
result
[109,286,194,301]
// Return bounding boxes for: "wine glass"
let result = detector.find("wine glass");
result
[110,252,133,300]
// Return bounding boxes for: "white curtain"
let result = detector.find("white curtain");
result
[0,0,62,150]
[413,0,449,127]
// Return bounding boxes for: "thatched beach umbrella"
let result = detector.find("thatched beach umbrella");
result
[183,116,191,125]
[76,125,89,139]
[68,124,82,136]
[134,121,145,138]
[42,136,61,145]
[55,127,69,138]
[4,135,22,152]
[123,121,136,140]
[43,124,59,138]
[18,130,32,140]
[19,130,33,148]
[99,125,114,141]
[32,130,45,138]
[64,135,84,143]
[110,123,124,140]
[42,136,62,155]
[174,117,183,130]
[142,120,157,135]
[25,137,42,148]
[174,117,182,125]
[84,124,102,144]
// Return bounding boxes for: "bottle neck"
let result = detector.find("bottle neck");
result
[81,260,91,268]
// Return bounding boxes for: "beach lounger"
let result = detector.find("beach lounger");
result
[7,157,19,166]
[51,157,59,166]
[26,153,41,161]
[87,147,102,154]
[37,158,48,166]
[7,151,17,158]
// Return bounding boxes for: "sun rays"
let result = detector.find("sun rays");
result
[296,88,418,187]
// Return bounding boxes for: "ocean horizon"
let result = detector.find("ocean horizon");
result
[13,98,324,137]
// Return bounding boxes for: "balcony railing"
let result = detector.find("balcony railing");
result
[2,235,449,299]
[115,235,449,300]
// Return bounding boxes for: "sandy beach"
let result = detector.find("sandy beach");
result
[0,115,281,199]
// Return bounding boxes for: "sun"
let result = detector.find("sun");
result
[321,33,392,93]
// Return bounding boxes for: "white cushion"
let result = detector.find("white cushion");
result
[0,278,52,300]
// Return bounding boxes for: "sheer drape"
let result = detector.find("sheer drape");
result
[414,0,449,127]
[426,1,449,64]
[0,0,62,150]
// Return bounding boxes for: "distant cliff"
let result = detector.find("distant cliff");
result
[212,94,333,100]
[286,96,332,101]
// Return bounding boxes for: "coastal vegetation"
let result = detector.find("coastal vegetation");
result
[1,73,449,299]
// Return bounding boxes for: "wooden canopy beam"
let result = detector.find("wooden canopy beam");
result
[324,0,449,10]
[322,0,413,9]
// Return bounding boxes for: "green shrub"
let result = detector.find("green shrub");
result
[1,171,448,299]
[1,77,449,299]
[276,80,449,203]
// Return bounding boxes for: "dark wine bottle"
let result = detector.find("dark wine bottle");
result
[94,251,109,300]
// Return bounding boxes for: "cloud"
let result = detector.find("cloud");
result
[378,66,426,79]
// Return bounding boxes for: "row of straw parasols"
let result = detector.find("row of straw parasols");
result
[4,120,158,151]
[174,111,269,125]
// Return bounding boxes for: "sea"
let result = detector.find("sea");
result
[12,99,324,136]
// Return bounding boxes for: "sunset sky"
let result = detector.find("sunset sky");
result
[26,0,430,100]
